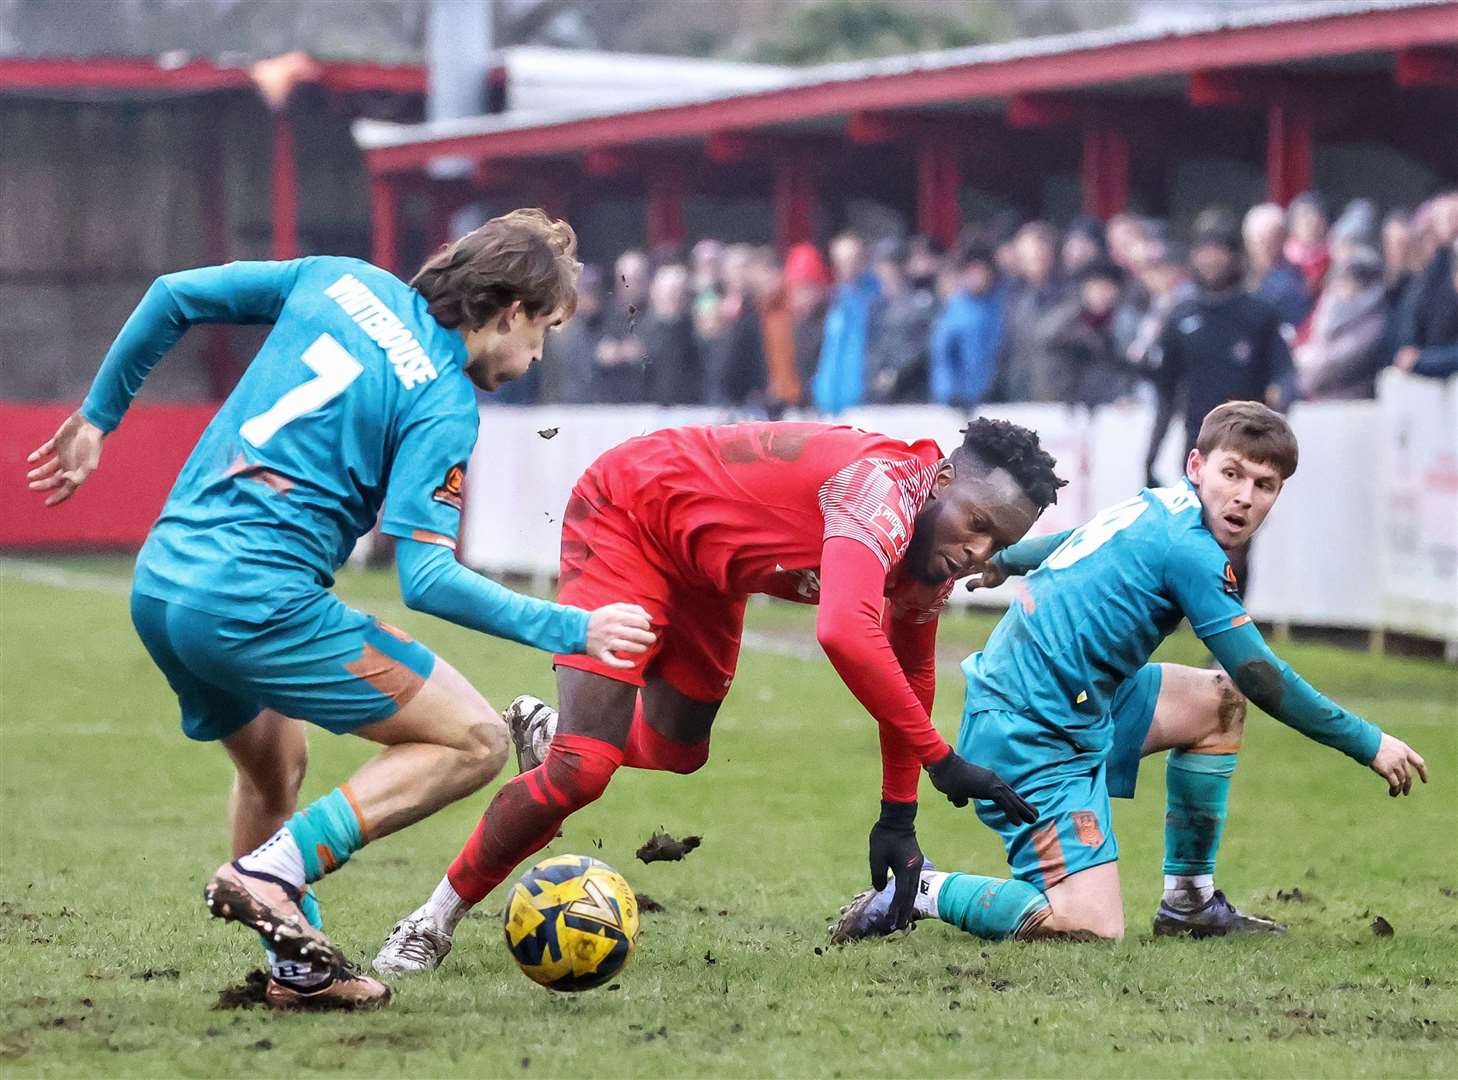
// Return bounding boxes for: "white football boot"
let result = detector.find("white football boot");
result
[372,912,454,975]
[505,694,557,772]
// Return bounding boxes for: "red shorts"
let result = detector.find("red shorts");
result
[553,475,746,703]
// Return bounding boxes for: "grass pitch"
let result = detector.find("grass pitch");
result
[2,556,1455,1078]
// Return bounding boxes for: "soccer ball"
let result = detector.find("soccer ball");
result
[503,854,639,992]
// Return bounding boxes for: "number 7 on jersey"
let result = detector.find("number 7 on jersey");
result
[240,333,364,447]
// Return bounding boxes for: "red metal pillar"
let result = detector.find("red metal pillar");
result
[270,111,299,260]
[914,138,962,247]
[1265,98,1313,206]
[1080,123,1129,220]
[773,158,817,249]
[646,165,687,250]
[370,173,400,273]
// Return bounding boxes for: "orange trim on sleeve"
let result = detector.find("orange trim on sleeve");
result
[411,529,456,549]
[1230,613,1252,629]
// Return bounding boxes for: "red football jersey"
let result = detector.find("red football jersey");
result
[578,422,952,619]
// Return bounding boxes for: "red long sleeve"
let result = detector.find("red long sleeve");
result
[816,536,951,801]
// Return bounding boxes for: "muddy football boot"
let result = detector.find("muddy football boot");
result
[1152,889,1286,938]
[505,694,557,772]
[266,961,392,1010]
[205,862,344,968]
[827,860,935,944]
[373,913,453,975]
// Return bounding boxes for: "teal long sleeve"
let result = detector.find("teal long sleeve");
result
[396,538,590,656]
[81,261,305,432]
[990,527,1075,577]
[1205,620,1380,764]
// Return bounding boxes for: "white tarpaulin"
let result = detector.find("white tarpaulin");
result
[459,377,1456,648]
[1376,370,1458,646]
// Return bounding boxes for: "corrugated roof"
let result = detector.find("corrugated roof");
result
[354,0,1450,153]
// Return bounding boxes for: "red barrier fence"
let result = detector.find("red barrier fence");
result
[0,402,218,549]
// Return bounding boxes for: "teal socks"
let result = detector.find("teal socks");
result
[1163,750,1237,876]
[285,787,367,884]
[935,873,1049,940]
[299,887,323,929]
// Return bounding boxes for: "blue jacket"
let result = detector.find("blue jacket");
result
[1254,261,1313,328]
[811,272,879,414]
[930,286,1005,407]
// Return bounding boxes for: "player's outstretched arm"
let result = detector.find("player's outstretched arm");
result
[965,527,1073,591]
[396,538,653,666]
[82,262,308,433]
[27,262,307,506]
[1204,621,1428,796]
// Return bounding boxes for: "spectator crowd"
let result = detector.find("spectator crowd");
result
[499,190,1458,459]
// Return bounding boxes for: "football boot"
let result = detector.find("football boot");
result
[372,913,453,975]
[505,694,557,772]
[827,859,935,944]
[1152,889,1286,938]
[205,862,343,967]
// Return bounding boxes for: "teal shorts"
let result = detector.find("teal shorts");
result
[955,663,1162,892]
[130,589,437,742]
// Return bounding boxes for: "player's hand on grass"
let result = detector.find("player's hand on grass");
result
[27,410,103,507]
[1369,732,1428,797]
[585,603,655,670]
[927,750,1038,823]
[869,801,923,932]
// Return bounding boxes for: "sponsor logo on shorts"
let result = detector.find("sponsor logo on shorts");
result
[432,463,467,510]
[1071,811,1103,848]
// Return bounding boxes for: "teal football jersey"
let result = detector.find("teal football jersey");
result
[962,481,1248,752]
[106,258,478,621]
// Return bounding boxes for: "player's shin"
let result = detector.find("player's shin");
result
[1162,749,1238,910]
[923,871,1050,941]
[446,733,623,905]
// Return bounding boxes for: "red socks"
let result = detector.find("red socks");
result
[447,733,622,904]
[443,701,709,905]
[622,700,709,775]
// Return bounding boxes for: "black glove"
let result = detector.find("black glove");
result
[926,750,1039,824]
[868,800,924,933]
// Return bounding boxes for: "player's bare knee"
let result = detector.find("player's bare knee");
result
[458,712,509,786]
[1033,907,1124,942]
[1194,671,1246,751]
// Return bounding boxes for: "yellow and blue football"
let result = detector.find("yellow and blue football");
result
[503,854,639,992]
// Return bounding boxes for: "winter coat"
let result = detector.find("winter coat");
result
[1295,284,1389,400]
[811,272,879,414]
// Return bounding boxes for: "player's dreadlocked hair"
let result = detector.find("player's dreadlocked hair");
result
[953,417,1066,511]
[411,208,581,332]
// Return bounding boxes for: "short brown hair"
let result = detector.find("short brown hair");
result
[410,208,580,332]
[1195,401,1299,479]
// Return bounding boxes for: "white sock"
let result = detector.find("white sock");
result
[236,826,306,890]
[421,875,471,934]
[1163,873,1214,911]
[913,870,949,920]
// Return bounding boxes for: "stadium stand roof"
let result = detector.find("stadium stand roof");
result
[353,0,1458,168]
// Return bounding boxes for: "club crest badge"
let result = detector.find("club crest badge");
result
[432,463,467,510]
